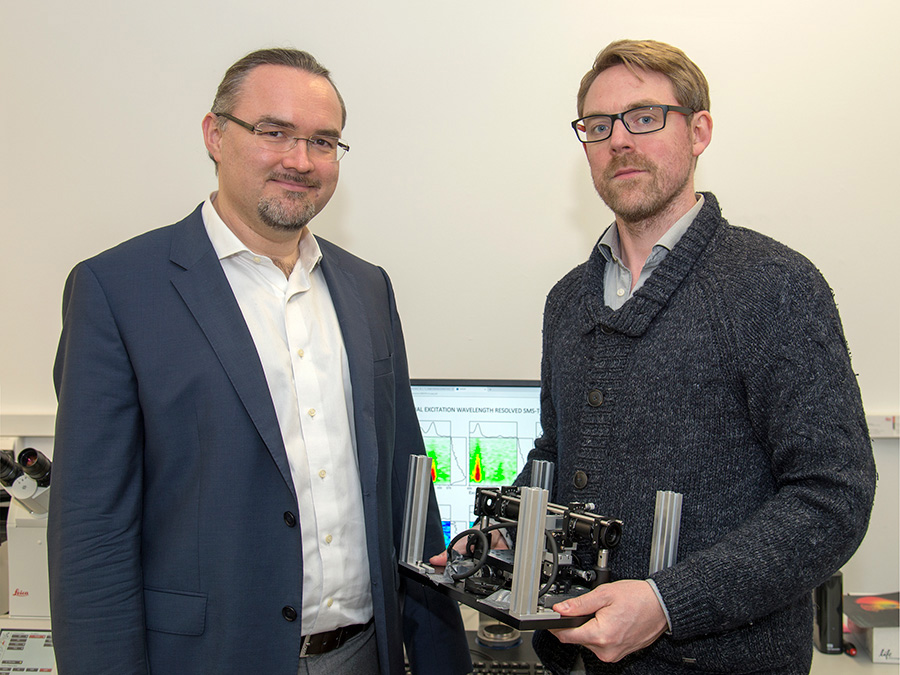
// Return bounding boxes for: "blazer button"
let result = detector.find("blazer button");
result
[573,470,588,490]
[284,511,297,527]
[282,606,298,622]
[587,390,604,407]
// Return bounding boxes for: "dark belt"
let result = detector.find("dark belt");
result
[299,618,373,657]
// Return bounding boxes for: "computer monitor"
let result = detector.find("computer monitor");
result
[409,379,542,545]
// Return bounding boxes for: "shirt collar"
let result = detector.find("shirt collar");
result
[201,192,323,276]
[598,193,705,262]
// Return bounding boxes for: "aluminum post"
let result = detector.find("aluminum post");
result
[649,490,683,575]
[509,486,550,618]
[530,460,554,492]
[400,455,433,565]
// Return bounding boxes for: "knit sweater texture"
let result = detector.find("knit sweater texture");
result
[520,193,876,674]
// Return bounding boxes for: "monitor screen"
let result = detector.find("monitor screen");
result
[0,629,56,671]
[410,379,542,545]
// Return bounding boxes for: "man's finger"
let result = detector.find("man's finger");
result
[428,550,449,567]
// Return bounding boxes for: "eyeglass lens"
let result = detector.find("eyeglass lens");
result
[254,123,346,160]
[577,107,669,142]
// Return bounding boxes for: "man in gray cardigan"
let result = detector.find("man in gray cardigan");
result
[516,39,876,674]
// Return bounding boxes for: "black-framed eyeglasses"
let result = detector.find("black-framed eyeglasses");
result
[571,105,694,143]
[214,112,350,161]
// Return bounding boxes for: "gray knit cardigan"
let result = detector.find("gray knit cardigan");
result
[519,193,876,674]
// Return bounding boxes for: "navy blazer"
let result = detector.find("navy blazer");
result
[49,205,470,675]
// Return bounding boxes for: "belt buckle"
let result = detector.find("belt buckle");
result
[300,625,346,658]
[299,633,312,658]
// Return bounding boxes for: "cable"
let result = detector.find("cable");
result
[445,522,560,596]
[446,528,489,580]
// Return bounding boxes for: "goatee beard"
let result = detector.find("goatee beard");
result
[257,173,321,231]
[257,195,317,232]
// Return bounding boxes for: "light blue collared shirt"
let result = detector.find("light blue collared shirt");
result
[598,195,705,309]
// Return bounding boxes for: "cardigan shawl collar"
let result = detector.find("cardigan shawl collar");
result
[579,192,722,337]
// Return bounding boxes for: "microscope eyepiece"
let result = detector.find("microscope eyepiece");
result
[0,452,24,488]
[17,448,51,487]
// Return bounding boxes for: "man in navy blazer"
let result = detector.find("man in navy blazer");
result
[49,48,470,675]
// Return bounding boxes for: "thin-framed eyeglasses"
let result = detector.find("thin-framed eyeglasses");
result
[214,112,350,161]
[571,105,694,143]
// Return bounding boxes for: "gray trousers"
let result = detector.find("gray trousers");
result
[298,623,381,675]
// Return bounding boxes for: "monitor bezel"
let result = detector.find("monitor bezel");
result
[410,378,541,389]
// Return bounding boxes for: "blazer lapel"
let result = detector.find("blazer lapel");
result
[168,209,296,498]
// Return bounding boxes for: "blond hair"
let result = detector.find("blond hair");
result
[577,40,709,116]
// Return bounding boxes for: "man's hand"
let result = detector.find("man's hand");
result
[549,579,667,663]
[428,528,509,567]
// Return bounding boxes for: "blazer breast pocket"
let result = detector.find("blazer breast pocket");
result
[373,355,393,378]
[144,587,207,636]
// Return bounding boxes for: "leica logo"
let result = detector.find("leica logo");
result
[12,589,29,597]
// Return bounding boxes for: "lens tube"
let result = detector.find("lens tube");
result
[18,448,52,487]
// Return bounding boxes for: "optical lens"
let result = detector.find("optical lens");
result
[623,107,665,134]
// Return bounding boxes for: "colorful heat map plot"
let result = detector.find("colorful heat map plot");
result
[468,437,518,484]
[424,437,452,483]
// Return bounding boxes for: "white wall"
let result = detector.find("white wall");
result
[1,0,897,587]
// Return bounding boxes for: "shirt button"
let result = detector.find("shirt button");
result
[573,470,589,490]
[617,288,625,297]
[253,256,262,264]
[319,469,327,479]
[326,598,334,608]
[308,408,316,417]
[283,511,297,527]
[282,606,298,622]
[588,390,604,407]
[297,348,305,358]
[325,534,333,544]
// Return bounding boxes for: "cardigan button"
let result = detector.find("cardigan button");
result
[284,511,297,527]
[587,390,604,407]
[282,606,298,622]
[573,470,588,489]
[600,324,615,335]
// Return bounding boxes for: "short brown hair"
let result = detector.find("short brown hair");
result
[211,47,346,128]
[576,40,709,117]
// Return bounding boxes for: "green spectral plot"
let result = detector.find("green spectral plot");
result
[469,437,518,484]
[424,437,451,483]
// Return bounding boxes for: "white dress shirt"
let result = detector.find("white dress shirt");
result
[202,196,373,635]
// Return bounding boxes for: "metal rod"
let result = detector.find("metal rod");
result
[649,490,682,575]
[400,455,433,565]
[478,487,617,528]
[509,486,549,618]
[530,460,554,492]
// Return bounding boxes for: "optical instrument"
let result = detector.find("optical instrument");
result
[399,456,623,630]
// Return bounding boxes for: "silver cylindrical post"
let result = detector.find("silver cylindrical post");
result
[509,486,549,617]
[648,490,683,575]
[400,455,433,565]
[530,460,554,492]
